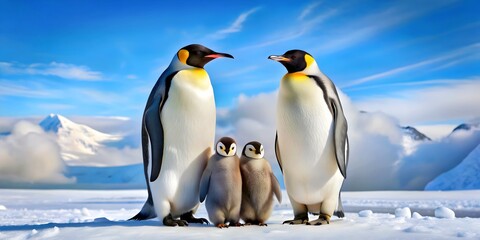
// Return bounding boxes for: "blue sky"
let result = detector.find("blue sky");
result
[1,0,479,126]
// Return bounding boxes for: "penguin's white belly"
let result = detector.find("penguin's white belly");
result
[150,69,215,217]
[277,77,341,205]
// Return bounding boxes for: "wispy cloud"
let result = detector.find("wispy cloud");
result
[237,8,338,51]
[210,7,261,39]
[298,2,321,21]
[0,62,103,81]
[346,77,479,92]
[313,2,458,55]
[219,65,259,78]
[74,89,124,104]
[126,74,138,80]
[0,80,61,98]
[344,43,480,88]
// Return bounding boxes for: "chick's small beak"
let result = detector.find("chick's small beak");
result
[205,52,234,59]
[268,55,291,62]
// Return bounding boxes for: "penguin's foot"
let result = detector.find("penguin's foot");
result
[334,210,345,218]
[163,214,188,227]
[307,213,330,226]
[216,223,228,228]
[229,222,244,227]
[258,222,268,226]
[283,213,309,225]
[180,211,209,225]
[244,220,257,226]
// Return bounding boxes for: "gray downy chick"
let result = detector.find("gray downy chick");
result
[240,141,282,226]
[199,137,243,228]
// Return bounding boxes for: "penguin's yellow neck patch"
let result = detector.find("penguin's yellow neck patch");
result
[283,72,308,82]
[178,49,189,64]
[179,68,210,89]
[305,54,315,68]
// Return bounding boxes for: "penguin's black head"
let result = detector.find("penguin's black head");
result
[242,141,264,159]
[216,137,237,157]
[268,50,315,73]
[178,44,234,68]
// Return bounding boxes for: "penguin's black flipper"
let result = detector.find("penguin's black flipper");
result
[129,193,157,220]
[199,166,211,203]
[333,193,345,218]
[274,133,283,172]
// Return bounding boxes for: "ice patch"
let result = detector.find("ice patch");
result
[94,217,110,222]
[395,207,411,218]
[404,225,432,233]
[435,207,455,219]
[81,207,91,217]
[37,226,60,238]
[358,210,373,217]
[0,205,7,211]
[457,232,476,238]
[412,212,423,219]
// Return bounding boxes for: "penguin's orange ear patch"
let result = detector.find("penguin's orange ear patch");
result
[305,54,315,68]
[178,49,189,64]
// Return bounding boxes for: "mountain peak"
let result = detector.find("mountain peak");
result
[40,114,71,132]
[402,126,431,141]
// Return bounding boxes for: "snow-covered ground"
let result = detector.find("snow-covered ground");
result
[1,189,479,239]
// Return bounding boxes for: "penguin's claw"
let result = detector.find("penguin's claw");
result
[216,223,228,228]
[283,219,308,225]
[229,222,244,227]
[163,214,189,227]
[307,214,330,226]
[180,211,210,225]
[283,213,308,225]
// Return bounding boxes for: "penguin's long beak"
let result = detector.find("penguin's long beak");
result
[268,55,290,62]
[205,52,234,59]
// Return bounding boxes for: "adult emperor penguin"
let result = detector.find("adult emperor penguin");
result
[130,44,233,226]
[269,50,349,225]
[240,141,282,226]
[199,137,243,228]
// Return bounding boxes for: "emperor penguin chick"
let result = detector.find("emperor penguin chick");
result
[199,137,243,228]
[240,141,282,226]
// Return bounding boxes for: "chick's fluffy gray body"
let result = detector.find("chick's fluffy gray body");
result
[240,157,281,225]
[201,154,242,225]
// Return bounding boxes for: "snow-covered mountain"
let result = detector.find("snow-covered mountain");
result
[425,143,480,190]
[39,114,122,160]
[402,126,431,141]
[401,126,431,155]
[451,123,480,134]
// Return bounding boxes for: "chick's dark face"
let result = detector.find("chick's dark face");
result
[268,50,309,73]
[178,44,233,68]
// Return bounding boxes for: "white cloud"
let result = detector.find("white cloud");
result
[0,121,74,184]
[354,80,480,125]
[211,7,260,39]
[0,61,102,80]
[71,146,142,167]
